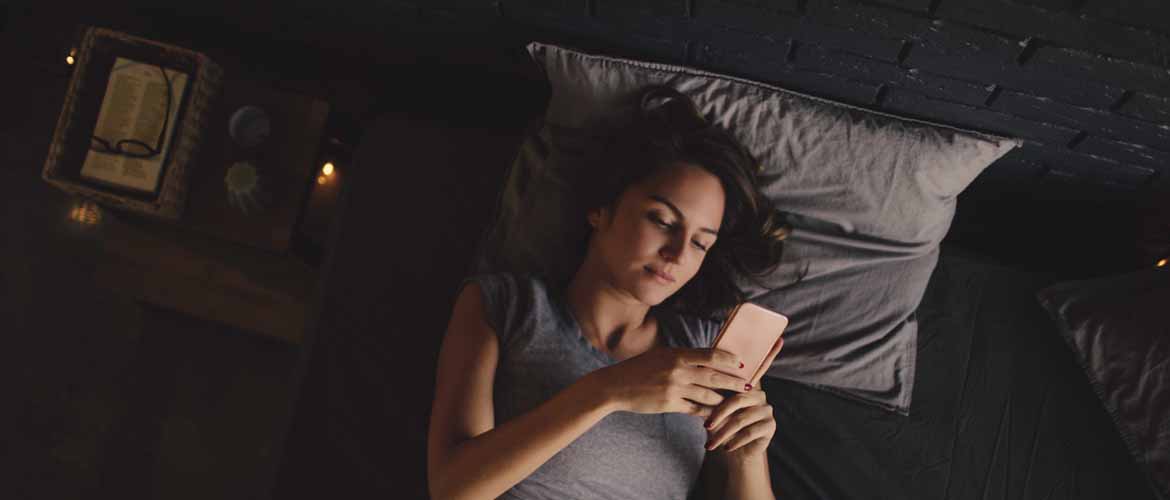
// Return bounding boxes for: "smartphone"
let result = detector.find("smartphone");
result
[709,302,788,390]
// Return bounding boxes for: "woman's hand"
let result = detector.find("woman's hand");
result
[587,347,751,418]
[702,385,776,457]
[703,337,785,457]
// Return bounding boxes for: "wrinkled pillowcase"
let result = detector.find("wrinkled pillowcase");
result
[469,41,1020,414]
[1037,268,1170,500]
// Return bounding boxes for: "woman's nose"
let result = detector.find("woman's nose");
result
[660,242,685,264]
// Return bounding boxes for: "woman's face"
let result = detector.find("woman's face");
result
[588,161,726,305]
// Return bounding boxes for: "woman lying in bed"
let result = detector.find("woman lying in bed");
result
[427,85,792,500]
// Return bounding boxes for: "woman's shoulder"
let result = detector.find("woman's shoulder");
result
[458,272,556,346]
[462,271,539,293]
[460,271,554,316]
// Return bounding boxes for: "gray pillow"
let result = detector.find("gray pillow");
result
[470,41,1020,414]
[1037,268,1170,500]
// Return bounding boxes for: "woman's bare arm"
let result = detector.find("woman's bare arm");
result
[427,283,615,500]
[697,449,776,499]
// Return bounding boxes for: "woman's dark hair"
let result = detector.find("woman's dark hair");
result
[575,84,793,318]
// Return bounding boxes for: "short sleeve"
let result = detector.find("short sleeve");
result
[456,272,523,347]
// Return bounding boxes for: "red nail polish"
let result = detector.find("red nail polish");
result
[739,361,744,369]
[745,384,752,390]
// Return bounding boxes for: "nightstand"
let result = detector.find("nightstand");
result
[67,35,353,345]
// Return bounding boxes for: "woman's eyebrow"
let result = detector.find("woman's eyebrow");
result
[648,194,719,236]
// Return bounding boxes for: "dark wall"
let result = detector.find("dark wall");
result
[263,0,1170,195]
[20,0,1166,193]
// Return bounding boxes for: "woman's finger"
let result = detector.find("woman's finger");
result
[721,418,776,452]
[704,397,749,433]
[705,404,772,450]
[704,390,766,430]
[692,366,750,393]
[684,384,725,407]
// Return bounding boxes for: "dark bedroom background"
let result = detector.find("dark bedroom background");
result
[2,1,1168,499]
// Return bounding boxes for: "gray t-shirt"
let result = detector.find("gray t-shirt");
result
[458,271,724,500]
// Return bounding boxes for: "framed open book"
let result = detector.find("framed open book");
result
[42,26,222,221]
[79,56,191,195]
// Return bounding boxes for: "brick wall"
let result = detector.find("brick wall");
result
[430,0,1170,195]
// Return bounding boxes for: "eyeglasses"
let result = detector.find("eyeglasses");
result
[89,63,174,159]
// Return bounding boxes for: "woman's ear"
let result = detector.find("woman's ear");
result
[587,207,606,229]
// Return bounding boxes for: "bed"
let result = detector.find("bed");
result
[759,243,1153,499]
[271,105,1154,500]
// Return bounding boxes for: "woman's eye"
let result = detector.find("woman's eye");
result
[648,214,672,228]
[649,213,707,250]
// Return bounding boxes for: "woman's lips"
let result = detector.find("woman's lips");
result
[645,266,676,283]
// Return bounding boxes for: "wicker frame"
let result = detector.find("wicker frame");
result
[41,26,223,221]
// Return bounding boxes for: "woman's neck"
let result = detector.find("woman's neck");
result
[564,262,656,356]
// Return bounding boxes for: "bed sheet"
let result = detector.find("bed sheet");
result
[759,246,1155,500]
